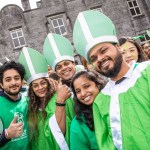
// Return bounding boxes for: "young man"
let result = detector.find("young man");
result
[0,61,28,149]
[43,33,76,87]
[73,10,150,150]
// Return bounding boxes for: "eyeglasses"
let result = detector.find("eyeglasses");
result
[32,81,47,90]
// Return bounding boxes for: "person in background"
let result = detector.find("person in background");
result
[19,47,74,150]
[141,41,150,59]
[47,65,55,77]
[0,61,28,150]
[49,72,61,92]
[49,72,60,82]
[118,37,147,63]
[20,79,28,97]
[73,10,150,150]
[70,70,106,150]
[43,33,76,88]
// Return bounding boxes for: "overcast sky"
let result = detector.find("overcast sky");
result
[0,0,39,10]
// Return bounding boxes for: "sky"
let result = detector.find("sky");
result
[0,0,39,10]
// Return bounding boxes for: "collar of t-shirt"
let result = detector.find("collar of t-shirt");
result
[0,91,21,102]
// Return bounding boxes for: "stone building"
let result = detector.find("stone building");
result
[0,0,149,64]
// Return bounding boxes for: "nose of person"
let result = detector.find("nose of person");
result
[61,64,68,71]
[81,89,86,98]
[125,51,132,58]
[97,53,104,64]
[11,78,17,85]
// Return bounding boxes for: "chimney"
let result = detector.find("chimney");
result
[21,0,31,11]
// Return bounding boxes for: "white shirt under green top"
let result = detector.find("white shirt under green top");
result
[93,61,150,150]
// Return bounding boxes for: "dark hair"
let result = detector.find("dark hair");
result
[118,37,147,62]
[141,41,150,48]
[49,72,60,81]
[0,61,25,84]
[28,78,54,142]
[71,70,106,130]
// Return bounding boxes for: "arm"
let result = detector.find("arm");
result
[0,130,11,147]
[0,116,23,147]
[55,102,66,135]
[55,82,71,135]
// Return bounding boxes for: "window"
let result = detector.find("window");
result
[139,33,150,43]
[127,0,142,17]
[92,7,103,13]
[10,28,26,49]
[51,18,67,36]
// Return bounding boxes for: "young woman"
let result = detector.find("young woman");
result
[118,37,147,64]
[70,70,106,150]
[19,47,74,150]
[28,77,52,149]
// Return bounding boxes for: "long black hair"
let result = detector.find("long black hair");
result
[71,70,106,130]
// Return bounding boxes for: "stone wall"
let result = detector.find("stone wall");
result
[0,0,149,63]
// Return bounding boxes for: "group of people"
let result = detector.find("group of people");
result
[0,9,150,150]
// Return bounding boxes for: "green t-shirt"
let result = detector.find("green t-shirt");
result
[0,94,29,150]
[70,116,98,150]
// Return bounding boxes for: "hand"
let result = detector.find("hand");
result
[56,81,71,103]
[6,116,23,139]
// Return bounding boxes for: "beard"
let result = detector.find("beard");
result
[97,51,123,78]
[5,86,22,96]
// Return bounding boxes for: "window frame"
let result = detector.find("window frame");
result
[91,7,103,13]
[48,14,68,36]
[10,28,26,49]
[127,0,142,17]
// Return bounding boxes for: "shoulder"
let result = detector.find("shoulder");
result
[94,92,107,104]
[135,61,150,71]
[71,116,83,130]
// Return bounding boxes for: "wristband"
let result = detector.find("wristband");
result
[5,129,10,139]
[55,102,66,106]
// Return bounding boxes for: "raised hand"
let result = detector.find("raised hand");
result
[5,116,23,139]
[56,80,71,103]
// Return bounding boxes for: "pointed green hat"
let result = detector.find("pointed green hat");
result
[43,33,74,70]
[73,10,118,61]
[18,47,48,84]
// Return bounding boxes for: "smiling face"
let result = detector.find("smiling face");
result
[120,41,139,63]
[1,69,22,96]
[55,60,76,81]
[88,43,123,78]
[73,75,99,105]
[143,42,150,55]
[32,78,48,98]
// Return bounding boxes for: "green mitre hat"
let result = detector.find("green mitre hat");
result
[73,10,118,62]
[18,47,48,84]
[43,33,74,70]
